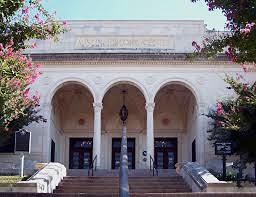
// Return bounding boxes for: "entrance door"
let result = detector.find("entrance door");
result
[112,138,135,169]
[154,138,177,169]
[69,138,93,169]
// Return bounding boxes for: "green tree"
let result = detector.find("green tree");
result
[206,76,256,164]
[191,0,256,67]
[0,0,66,134]
[192,0,256,172]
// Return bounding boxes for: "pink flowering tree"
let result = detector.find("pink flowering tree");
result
[191,1,256,171]
[191,0,256,67]
[0,0,66,134]
[205,76,256,165]
[191,0,256,71]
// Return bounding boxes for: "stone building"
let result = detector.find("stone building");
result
[1,20,255,172]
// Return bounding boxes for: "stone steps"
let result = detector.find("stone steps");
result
[67,169,178,177]
[54,175,191,195]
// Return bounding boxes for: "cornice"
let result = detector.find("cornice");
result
[35,60,236,66]
[30,53,233,65]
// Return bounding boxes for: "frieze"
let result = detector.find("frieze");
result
[75,36,175,50]
[31,53,228,61]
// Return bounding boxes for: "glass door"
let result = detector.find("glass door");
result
[112,138,135,169]
[69,138,93,169]
[154,138,177,169]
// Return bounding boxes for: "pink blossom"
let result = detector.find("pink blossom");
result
[23,88,30,98]
[6,47,13,57]
[240,22,255,35]
[35,63,42,68]
[63,21,67,26]
[217,102,223,115]
[32,95,40,104]
[34,14,39,20]
[217,121,224,127]
[31,42,37,48]
[243,84,248,91]
[0,51,3,57]
[9,39,14,46]
[10,79,21,88]
[0,43,3,50]
[22,6,29,14]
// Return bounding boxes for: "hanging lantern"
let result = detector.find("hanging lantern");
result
[119,90,128,123]
[119,105,128,122]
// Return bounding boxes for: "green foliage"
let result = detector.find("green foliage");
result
[206,76,256,163]
[0,0,66,50]
[0,0,66,133]
[191,0,256,64]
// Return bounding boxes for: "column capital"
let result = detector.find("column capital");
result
[93,102,103,112]
[145,102,155,112]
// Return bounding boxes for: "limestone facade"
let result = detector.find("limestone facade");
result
[1,20,255,171]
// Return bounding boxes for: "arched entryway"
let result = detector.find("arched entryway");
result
[50,82,94,169]
[102,83,146,169]
[154,82,198,169]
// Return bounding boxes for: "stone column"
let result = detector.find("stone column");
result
[146,102,155,168]
[93,102,103,168]
[197,103,206,165]
[41,103,52,162]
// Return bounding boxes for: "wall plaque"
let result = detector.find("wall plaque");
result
[215,142,232,155]
[15,129,31,153]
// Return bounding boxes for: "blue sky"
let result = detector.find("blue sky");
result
[43,0,226,30]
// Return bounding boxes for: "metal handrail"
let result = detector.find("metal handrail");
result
[88,155,97,176]
[150,155,158,176]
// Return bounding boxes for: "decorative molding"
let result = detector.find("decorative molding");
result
[145,102,155,112]
[35,60,238,66]
[93,76,103,85]
[145,76,155,85]
[93,102,103,112]
[30,53,241,67]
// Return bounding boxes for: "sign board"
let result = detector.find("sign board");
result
[215,142,232,155]
[15,129,31,153]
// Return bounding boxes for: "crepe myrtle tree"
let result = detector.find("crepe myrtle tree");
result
[0,0,66,134]
[191,0,256,179]
[205,76,256,164]
[191,0,256,69]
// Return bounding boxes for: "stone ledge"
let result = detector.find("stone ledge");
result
[14,162,66,193]
[176,162,233,192]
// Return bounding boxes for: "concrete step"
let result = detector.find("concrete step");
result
[67,169,179,177]
[54,175,191,194]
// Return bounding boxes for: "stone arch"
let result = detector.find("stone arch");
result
[152,78,201,105]
[45,77,96,105]
[100,77,149,103]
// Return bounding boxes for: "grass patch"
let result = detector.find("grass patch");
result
[0,176,23,184]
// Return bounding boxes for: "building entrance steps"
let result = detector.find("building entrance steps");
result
[67,169,178,176]
[54,170,191,195]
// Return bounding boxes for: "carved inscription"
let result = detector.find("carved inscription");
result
[76,36,175,50]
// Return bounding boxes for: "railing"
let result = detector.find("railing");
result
[150,155,158,176]
[88,155,97,176]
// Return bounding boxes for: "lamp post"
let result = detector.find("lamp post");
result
[119,90,129,197]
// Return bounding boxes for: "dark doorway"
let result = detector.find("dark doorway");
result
[154,138,177,169]
[51,139,55,162]
[112,138,135,169]
[192,138,196,162]
[69,138,93,169]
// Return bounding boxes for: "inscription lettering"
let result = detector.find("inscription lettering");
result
[75,36,175,50]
